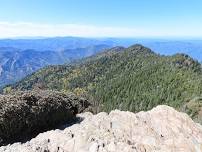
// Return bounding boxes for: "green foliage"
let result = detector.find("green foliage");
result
[8,45,202,116]
[182,97,202,123]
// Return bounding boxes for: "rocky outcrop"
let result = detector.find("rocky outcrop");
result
[1,105,202,152]
[0,90,90,146]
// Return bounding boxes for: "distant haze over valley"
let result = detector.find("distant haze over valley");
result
[0,37,202,60]
[0,36,202,88]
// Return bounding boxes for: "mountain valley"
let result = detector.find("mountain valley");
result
[0,44,110,87]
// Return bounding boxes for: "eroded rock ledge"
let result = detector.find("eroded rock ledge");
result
[1,105,202,152]
[0,90,90,146]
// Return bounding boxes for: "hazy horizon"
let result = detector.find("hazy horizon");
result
[1,36,202,41]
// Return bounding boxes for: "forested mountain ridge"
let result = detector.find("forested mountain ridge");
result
[4,44,202,122]
[1,37,202,88]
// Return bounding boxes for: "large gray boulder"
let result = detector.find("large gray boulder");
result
[0,90,90,146]
[1,105,202,152]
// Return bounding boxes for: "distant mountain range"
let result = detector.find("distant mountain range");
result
[0,44,110,87]
[5,44,202,123]
[142,40,202,62]
[0,37,115,51]
[0,37,202,88]
[0,37,202,59]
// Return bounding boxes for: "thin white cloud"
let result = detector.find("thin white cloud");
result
[0,22,201,38]
[0,22,140,38]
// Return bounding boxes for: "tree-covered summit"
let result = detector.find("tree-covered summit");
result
[4,44,202,122]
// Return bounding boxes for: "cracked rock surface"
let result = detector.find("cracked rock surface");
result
[1,105,202,152]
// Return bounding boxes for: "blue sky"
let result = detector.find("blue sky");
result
[0,0,202,38]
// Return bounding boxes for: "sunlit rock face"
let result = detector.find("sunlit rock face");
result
[1,105,202,152]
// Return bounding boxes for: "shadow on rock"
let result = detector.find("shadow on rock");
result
[0,90,90,146]
[58,116,84,130]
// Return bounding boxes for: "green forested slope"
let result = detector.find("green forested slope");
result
[4,44,202,118]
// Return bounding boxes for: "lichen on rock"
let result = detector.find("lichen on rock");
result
[0,90,90,146]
